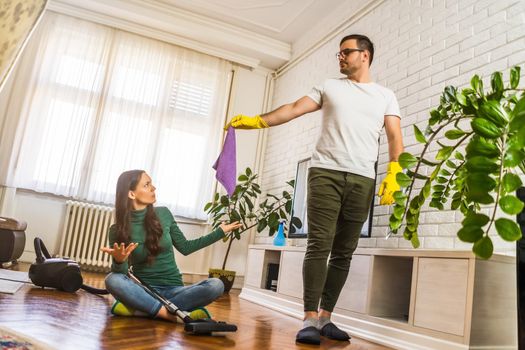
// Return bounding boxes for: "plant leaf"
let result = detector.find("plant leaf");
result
[411,234,420,248]
[471,118,502,139]
[396,172,412,187]
[504,149,525,167]
[471,74,481,94]
[462,212,490,227]
[389,214,402,230]
[285,200,292,213]
[479,100,508,127]
[458,225,484,243]
[490,71,504,95]
[291,216,302,229]
[256,219,266,233]
[499,195,525,215]
[507,126,525,151]
[465,156,499,173]
[413,125,427,144]
[465,136,500,158]
[220,195,229,206]
[399,152,418,169]
[445,129,466,140]
[495,218,522,241]
[502,173,523,193]
[510,66,521,89]
[456,92,467,106]
[268,212,279,227]
[436,146,454,160]
[473,236,493,259]
[393,191,407,206]
[466,173,496,192]
[510,95,525,129]
[245,197,254,211]
[393,205,405,219]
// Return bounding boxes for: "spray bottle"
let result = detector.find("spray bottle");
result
[273,220,286,246]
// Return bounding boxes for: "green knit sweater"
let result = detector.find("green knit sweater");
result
[108,206,224,286]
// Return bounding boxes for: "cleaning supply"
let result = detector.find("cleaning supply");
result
[225,114,269,130]
[212,126,237,196]
[273,221,286,246]
[378,161,402,205]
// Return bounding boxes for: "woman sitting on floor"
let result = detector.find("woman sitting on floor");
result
[101,169,241,322]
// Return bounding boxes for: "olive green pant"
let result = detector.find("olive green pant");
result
[303,167,375,312]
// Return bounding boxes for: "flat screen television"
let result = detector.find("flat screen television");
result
[287,157,375,238]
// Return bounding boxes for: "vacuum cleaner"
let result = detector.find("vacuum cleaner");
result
[29,237,108,294]
[127,266,238,335]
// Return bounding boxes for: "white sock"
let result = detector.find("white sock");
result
[303,317,318,329]
[318,316,331,329]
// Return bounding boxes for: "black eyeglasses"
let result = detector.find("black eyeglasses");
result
[336,48,364,60]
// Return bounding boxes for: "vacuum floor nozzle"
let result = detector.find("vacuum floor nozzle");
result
[184,319,238,335]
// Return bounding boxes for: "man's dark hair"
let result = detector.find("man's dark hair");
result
[340,34,374,66]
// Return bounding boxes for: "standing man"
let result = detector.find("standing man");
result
[226,34,403,345]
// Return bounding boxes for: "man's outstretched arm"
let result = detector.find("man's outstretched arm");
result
[226,96,320,129]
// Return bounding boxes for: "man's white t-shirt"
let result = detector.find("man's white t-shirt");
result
[307,78,401,179]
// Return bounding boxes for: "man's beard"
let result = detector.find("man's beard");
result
[340,66,352,75]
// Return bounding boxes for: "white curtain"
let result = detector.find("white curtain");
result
[1,12,231,220]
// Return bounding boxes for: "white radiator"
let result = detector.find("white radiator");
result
[59,200,115,271]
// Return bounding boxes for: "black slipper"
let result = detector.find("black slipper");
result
[296,326,321,345]
[320,322,351,341]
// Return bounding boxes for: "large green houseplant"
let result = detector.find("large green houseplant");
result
[204,167,302,291]
[389,65,524,259]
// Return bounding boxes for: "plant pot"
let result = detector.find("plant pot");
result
[208,268,236,293]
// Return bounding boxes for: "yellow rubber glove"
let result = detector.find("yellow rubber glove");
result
[224,114,269,130]
[378,161,402,205]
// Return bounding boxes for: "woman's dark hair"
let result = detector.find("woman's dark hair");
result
[340,34,374,66]
[115,170,162,264]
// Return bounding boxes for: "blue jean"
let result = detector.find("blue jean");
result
[105,273,224,317]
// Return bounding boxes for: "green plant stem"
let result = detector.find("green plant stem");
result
[486,133,507,234]
[222,234,234,270]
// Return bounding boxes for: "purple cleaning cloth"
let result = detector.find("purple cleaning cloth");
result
[213,126,237,196]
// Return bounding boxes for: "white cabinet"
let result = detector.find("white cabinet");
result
[335,254,372,314]
[277,250,304,298]
[412,258,470,336]
[244,248,265,288]
[240,245,517,350]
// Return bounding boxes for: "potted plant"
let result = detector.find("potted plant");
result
[389,65,524,259]
[204,167,302,292]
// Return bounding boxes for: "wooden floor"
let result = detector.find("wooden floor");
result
[0,264,392,350]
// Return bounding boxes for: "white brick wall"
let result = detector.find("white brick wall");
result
[261,0,525,254]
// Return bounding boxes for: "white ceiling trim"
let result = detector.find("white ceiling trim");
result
[161,0,316,34]
[47,0,292,69]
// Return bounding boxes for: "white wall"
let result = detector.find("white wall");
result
[207,66,269,275]
[260,0,525,254]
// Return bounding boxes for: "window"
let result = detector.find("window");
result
[5,13,231,220]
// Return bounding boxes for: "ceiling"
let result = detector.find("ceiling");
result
[155,0,349,43]
[48,0,368,69]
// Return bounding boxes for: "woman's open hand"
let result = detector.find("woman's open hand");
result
[220,221,242,234]
[100,242,138,264]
